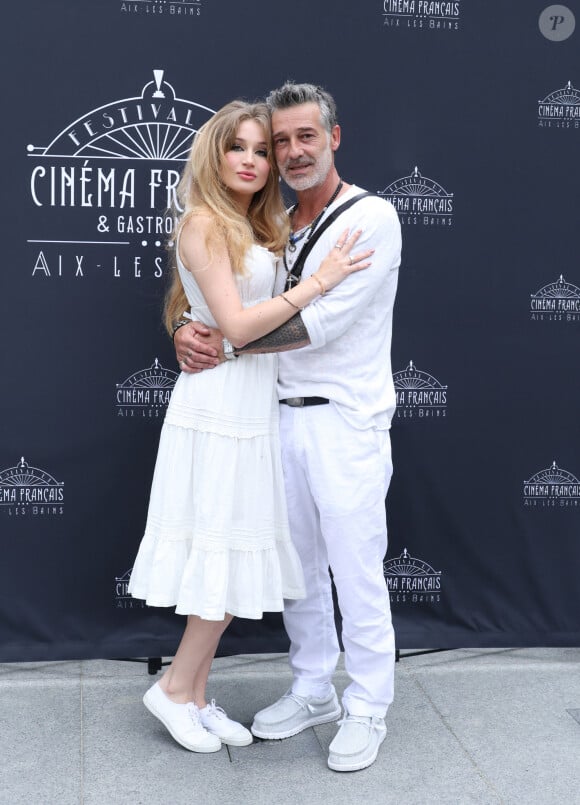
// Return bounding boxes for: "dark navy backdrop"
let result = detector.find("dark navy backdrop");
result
[2,0,579,660]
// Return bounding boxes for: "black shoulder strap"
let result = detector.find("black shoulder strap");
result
[284,192,374,290]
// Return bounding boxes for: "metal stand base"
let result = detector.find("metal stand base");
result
[396,648,452,662]
[115,657,169,675]
[116,651,455,673]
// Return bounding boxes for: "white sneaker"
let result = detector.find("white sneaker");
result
[143,682,221,753]
[200,699,253,746]
[251,688,341,739]
[327,713,387,772]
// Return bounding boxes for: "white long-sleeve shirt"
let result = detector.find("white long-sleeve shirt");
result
[275,185,402,431]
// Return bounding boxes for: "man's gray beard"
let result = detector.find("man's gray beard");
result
[281,145,333,192]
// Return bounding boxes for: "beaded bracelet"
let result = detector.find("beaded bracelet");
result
[171,319,190,341]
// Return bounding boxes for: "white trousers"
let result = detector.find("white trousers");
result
[280,403,395,718]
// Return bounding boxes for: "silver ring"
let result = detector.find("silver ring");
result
[349,256,353,266]
[334,243,343,250]
[180,360,186,369]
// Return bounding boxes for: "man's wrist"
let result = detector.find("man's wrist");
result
[172,319,190,341]
[222,337,238,360]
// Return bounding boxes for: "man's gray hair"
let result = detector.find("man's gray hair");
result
[265,82,338,133]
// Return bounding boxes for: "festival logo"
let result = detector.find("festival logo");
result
[116,358,178,419]
[382,0,461,31]
[114,568,145,608]
[378,167,454,227]
[538,80,580,129]
[384,548,443,604]
[0,457,64,517]
[27,70,215,281]
[523,461,580,507]
[530,275,580,322]
[393,361,448,419]
[119,0,202,17]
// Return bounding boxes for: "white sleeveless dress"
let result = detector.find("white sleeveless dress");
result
[129,244,305,619]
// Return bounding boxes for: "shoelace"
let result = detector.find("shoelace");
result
[205,698,227,720]
[185,702,203,727]
[336,714,382,730]
[283,691,322,715]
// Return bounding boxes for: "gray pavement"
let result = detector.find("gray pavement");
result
[1,648,579,805]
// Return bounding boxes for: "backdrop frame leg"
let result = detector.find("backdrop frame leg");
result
[114,657,170,675]
[396,648,453,662]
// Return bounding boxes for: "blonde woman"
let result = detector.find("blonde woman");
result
[128,101,371,754]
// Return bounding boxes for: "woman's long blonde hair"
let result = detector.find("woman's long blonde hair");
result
[163,101,289,335]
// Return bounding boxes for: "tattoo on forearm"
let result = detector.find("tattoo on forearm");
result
[236,314,311,355]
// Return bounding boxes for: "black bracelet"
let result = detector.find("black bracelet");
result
[171,319,190,341]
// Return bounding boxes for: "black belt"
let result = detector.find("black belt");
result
[279,397,329,407]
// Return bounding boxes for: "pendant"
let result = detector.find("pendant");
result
[288,224,309,254]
